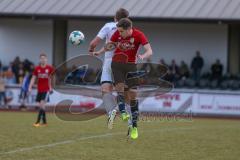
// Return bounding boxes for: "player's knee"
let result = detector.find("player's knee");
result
[115,83,124,92]
[101,83,113,93]
[130,99,138,107]
[128,91,137,100]
[117,94,125,104]
[101,87,112,93]
[39,101,46,109]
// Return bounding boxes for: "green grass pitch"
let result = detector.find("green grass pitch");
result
[0,111,239,160]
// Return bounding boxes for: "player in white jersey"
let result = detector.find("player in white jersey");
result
[88,8,129,129]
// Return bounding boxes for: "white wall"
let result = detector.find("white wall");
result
[67,20,228,73]
[67,20,106,59]
[0,18,227,73]
[0,19,53,66]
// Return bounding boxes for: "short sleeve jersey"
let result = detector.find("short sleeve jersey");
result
[97,22,117,59]
[33,65,54,92]
[110,28,148,63]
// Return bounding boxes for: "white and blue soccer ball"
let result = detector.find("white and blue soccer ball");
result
[69,30,85,46]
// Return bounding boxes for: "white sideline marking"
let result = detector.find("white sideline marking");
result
[0,127,193,155]
[0,126,219,155]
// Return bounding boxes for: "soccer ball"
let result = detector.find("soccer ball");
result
[69,30,85,45]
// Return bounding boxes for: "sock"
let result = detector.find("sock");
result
[117,93,125,114]
[36,109,43,124]
[126,103,132,126]
[130,99,139,128]
[42,109,47,124]
[102,93,117,116]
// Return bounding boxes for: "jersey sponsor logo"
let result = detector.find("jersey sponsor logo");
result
[38,73,49,78]
[130,38,135,43]
[118,40,135,51]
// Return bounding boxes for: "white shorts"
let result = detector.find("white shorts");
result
[101,58,113,83]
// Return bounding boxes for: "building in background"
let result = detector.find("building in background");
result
[0,0,240,75]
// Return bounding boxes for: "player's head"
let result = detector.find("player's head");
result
[39,53,47,66]
[117,18,133,38]
[114,8,129,22]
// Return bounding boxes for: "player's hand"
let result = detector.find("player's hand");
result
[88,46,95,52]
[91,51,101,56]
[49,90,53,95]
[88,48,95,55]
[104,42,117,51]
[137,54,145,61]
[28,88,32,95]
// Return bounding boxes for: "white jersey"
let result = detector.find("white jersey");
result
[97,22,117,60]
[96,22,117,83]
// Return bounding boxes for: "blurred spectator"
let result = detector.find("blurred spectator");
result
[211,59,223,80]
[18,63,25,84]
[159,58,168,67]
[169,60,179,74]
[179,61,190,79]
[19,72,32,107]
[0,73,6,107]
[0,60,2,72]
[4,65,16,84]
[168,60,180,83]
[23,59,34,72]
[191,51,204,83]
[12,56,21,83]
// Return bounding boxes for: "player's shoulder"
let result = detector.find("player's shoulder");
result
[34,65,40,69]
[104,22,116,27]
[103,22,117,29]
[46,64,54,69]
[133,28,144,35]
[133,28,146,39]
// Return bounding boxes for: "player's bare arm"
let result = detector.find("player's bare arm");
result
[88,36,102,53]
[104,41,118,51]
[28,75,36,93]
[138,43,153,60]
[91,47,105,56]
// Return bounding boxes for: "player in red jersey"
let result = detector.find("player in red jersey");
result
[107,18,153,139]
[28,53,54,127]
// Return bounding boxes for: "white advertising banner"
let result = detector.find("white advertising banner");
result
[4,87,102,109]
[4,86,240,116]
[140,92,240,116]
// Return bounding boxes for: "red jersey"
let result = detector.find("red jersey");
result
[33,65,54,92]
[110,28,148,63]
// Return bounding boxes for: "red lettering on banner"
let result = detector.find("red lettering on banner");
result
[218,105,240,111]
[155,94,180,101]
[201,105,212,109]
[163,101,171,107]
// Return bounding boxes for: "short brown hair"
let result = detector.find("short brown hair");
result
[115,8,129,21]
[40,53,47,58]
[117,18,132,30]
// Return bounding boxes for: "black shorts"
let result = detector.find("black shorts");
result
[111,61,139,88]
[36,92,49,102]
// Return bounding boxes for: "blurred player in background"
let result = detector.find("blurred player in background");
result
[107,18,152,139]
[88,8,129,129]
[0,72,7,108]
[19,72,32,109]
[28,53,54,127]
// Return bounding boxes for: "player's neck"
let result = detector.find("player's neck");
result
[40,64,47,68]
[126,29,133,38]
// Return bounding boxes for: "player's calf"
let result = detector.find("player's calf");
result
[129,99,139,139]
[117,93,130,121]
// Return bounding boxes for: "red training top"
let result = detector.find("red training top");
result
[33,65,54,92]
[111,28,148,63]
